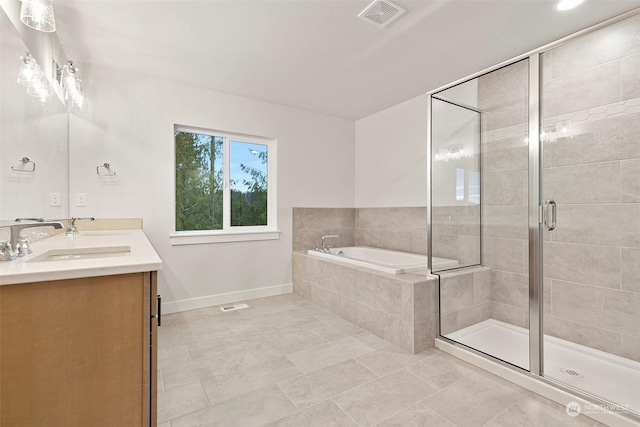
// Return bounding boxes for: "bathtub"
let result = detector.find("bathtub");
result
[306,246,459,274]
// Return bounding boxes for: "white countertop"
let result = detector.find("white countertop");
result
[0,230,162,285]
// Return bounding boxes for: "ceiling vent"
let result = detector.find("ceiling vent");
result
[358,0,406,28]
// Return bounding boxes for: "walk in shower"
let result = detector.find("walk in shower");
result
[429,10,640,423]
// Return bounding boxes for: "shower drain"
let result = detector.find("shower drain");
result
[560,368,585,378]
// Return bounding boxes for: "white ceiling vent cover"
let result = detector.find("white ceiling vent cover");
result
[358,0,406,28]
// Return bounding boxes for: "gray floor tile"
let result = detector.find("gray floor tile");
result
[287,336,373,373]
[284,305,329,319]
[490,397,598,427]
[374,402,454,427]
[355,344,436,376]
[157,382,210,424]
[267,399,358,427]
[202,356,302,405]
[265,330,329,354]
[162,341,282,390]
[171,384,297,427]
[158,345,191,369]
[186,333,271,360]
[423,373,525,427]
[157,295,604,427]
[333,370,438,427]
[351,331,393,350]
[406,352,478,389]
[314,322,366,341]
[279,359,378,409]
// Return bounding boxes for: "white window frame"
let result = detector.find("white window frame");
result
[170,124,279,245]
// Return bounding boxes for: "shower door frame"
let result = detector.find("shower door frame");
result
[426,6,640,423]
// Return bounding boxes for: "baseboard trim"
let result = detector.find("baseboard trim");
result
[162,283,293,314]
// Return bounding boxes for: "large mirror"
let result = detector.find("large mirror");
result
[0,6,68,223]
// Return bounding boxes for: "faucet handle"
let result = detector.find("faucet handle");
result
[0,241,16,261]
[15,237,32,257]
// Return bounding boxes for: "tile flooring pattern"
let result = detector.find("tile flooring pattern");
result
[158,294,603,427]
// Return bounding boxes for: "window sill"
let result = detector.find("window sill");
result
[170,230,281,246]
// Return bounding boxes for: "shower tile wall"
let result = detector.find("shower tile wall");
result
[541,14,640,362]
[439,267,492,335]
[475,15,640,363]
[477,59,531,331]
[431,205,480,265]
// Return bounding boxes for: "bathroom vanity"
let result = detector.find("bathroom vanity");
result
[0,230,162,427]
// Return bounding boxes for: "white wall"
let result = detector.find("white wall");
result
[354,94,428,208]
[69,64,355,312]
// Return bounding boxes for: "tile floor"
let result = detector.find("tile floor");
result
[158,293,603,427]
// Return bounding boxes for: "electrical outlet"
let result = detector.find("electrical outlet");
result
[50,192,61,207]
[76,193,87,207]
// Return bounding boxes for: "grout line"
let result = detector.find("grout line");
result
[480,400,521,427]
[199,381,212,407]
[276,382,303,412]
[331,396,365,427]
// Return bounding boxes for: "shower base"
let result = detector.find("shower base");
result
[447,319,640,416]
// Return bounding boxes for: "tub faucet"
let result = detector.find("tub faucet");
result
[320,234,339,253]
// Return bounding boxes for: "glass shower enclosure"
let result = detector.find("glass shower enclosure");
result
[429,12,640,420]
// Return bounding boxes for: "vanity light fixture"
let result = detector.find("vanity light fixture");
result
[17,51,51,104]
[17,52,37,86]
[59,61,87,110]
[434,144,470,162]
[20,0,56,33]
[556,0,585,11]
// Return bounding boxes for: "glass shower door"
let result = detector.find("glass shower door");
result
[540,14,640,415]
[432,58,531,371]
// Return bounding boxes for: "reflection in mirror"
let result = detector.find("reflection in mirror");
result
[431,78,481,272]
[0,6,68,224]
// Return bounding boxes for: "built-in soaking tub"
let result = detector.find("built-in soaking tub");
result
[306,246,458,274]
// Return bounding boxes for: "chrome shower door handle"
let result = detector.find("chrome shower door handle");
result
[543,200,557,231]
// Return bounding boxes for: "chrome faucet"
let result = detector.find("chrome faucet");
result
[8,221,65,253]
[318,234,339,253]
[65,217,95,236]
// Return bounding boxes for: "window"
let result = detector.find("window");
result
[455,168,480,205]
[171,125,278,245]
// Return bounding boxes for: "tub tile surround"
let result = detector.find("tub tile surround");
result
[292,251,436,354]
[293,207,428,255]
[157,294,600,427]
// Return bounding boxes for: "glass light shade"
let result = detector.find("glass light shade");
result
[27,75,51,104]
[20,0,56,33]
[66,77,86,110]
[17,52,38,86]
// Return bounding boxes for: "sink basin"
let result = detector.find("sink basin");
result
[26,246,131,263]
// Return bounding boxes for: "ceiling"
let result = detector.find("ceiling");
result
[54,0,640,120]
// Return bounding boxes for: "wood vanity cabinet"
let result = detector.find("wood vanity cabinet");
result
[0,271,159,427]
